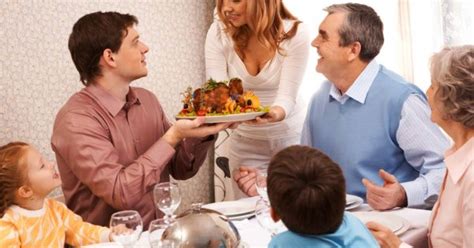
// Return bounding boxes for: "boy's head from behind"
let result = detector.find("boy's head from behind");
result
[267,145,346,235]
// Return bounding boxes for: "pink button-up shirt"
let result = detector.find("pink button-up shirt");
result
[51,84,214,227]
[428,137,474,248]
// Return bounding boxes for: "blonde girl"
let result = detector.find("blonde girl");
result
[0,142,112,247]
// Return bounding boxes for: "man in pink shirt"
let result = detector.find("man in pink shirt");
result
[51,11,232,228]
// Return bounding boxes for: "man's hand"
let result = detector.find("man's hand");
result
[366,221,402,248]
[232,166,258,196]
[362,169,407,210]
[163,118,234,147]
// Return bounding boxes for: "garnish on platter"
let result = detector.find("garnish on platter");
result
[176,78,269,123]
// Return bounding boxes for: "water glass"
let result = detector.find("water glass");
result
[255,170,268,201]
[255,198,284,237]
[149,218,179,248]
[109,210,143,248]
[153,182,181,221]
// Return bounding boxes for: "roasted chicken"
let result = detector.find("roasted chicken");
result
[181,78,261,116]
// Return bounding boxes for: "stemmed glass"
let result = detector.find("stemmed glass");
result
[153,182,181,222]
[255,198,284,237]
[109,210,143,248]
[148,218,179,248]
[255,169,268,201]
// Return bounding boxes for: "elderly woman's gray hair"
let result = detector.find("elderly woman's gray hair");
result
[430,45,474,128]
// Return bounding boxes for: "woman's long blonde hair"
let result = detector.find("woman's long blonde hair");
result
[216,0,301,58]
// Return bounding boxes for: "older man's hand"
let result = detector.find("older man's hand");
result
[232,166,258,196]
[362,169,408,210]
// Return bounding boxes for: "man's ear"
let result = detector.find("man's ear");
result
[16,185,33,199]
[347,41,362,62]
[101,48,117,68]
[270,207,281,222]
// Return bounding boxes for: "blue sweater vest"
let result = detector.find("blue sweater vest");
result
[307,66,425,198]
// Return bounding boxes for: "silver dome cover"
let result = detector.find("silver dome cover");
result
[162,203,241,248]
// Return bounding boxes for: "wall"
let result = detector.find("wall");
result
[0,0,215,213]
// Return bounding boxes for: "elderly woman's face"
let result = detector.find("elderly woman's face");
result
[426,80,443,125]
[222,0,247,27]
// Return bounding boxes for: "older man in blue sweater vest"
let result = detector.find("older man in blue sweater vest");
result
[302,3,449,210]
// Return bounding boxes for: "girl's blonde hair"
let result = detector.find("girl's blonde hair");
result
[216,0,301,58]
[0,142,29,217]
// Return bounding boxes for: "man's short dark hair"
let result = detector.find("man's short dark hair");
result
[325,3,384,62]
[267,145,346,235]
[68,11,138,86]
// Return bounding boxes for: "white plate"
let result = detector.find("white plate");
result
[345,194,364,210]
[238,241,250,248]
[175,112,266,123]
[394,219,411,236]
[346,194,362,205]
[228,212,255,221]
[203,200,255,216]
[352,212,405,233]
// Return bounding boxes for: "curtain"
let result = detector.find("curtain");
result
[282,0,473,96]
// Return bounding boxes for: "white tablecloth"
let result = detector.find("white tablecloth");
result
[233,197,431,248]
[352,204,431,248]
[86,197,431,248]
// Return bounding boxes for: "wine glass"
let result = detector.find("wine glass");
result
[255,169,268,201]
[153,182,181,222]
[109,210,143,248]
[255,198,284,237]
[149,218,179,248]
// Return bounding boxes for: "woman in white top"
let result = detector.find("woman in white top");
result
[206,0,310,197]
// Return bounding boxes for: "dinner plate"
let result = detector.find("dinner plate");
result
[203,200,255,217]
[175,112,266,123]
[228,212,256,221]
[346,194,362,205]
[394,218,411,236]
[237,241,250,248]
[345,194,364,210]
[352,212,405,233]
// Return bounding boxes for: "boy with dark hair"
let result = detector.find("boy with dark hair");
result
[267,145,377,247]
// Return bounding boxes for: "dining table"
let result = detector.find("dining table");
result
[85,196,432,248]
[233,196,431,248]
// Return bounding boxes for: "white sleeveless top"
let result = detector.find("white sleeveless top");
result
[205,18,310,140]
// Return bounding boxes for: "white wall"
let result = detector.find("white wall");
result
[0,0,215,211]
